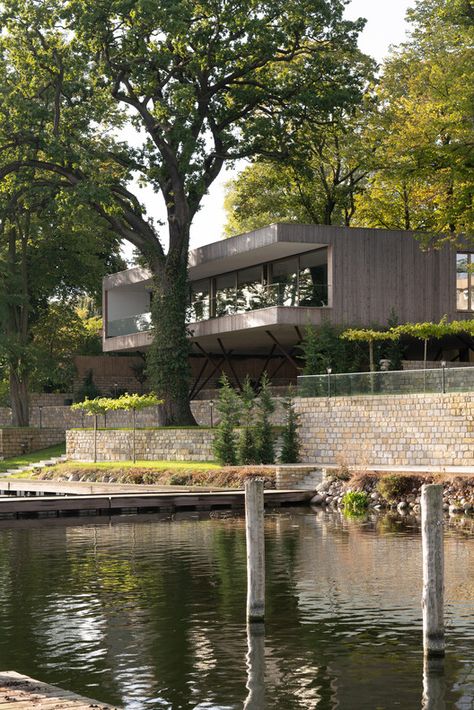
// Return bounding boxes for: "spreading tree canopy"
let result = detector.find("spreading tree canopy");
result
[0,0,369,423]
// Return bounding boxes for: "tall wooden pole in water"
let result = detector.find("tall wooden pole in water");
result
[421,484,445,658]
[245,478,265,622]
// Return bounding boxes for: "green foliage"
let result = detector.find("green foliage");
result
[224,101,375,235]
[279,390,301,464]
[72,392,162,416]
[301,322,365,375]
[0,378,9,406]
[30,302,102,393]
[75,371,101,403]
[0,0,370,425]
[212,375,241,466]
[109,393,162,413]
[71,396,109,417]
[238,376,258,465]
[354,0,474,241]
[255,372,275,465]
[341,326,399,372]
[377,474,414,502]
[380,310,405,370]
[341,491,368,513]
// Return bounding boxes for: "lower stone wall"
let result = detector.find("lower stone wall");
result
[66,428,215,462]
[295,392,474,467]
[0,428,65,459]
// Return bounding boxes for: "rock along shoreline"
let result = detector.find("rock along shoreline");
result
[310,469,474,517]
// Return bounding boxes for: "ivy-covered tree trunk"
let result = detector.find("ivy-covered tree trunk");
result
[147,239,196,426]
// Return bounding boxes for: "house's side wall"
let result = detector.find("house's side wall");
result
[296,391,474,467]
[278,224,457,326]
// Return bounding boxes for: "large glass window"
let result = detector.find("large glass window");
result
[457,253,473,311]
[189,279,210,322]
[186,248,330,322]
[270,257,299,306]
[215,272,237,316]
[236,265,265,311]
[299,249,328,306]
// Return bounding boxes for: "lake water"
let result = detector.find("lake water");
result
[0,508,472,709]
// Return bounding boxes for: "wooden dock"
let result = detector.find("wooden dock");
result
[0,488,312,518]
[0,671,120,708]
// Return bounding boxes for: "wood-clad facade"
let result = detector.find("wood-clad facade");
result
[102,224,471,391]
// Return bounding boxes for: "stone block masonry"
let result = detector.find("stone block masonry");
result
[0,398,285,431]
[295,392,474,467]
[67,428,215,462]
[0,428,65,459]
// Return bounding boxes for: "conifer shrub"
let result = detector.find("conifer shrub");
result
[279,389,301,463]
[74,370,101,402]
[255,372,275,464]
[212,374,241,465]
[238,376,258,464]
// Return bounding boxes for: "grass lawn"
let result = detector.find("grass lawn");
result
[0,443,66,474]
[48,459,221,471]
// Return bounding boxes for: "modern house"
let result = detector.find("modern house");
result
[102,224,473,394]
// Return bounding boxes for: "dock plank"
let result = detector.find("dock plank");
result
[0,671,120,709]
[0,489,312,517]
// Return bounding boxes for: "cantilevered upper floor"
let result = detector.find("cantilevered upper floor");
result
[103,223,470,355]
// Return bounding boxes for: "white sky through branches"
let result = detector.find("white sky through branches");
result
[122,0,414,261]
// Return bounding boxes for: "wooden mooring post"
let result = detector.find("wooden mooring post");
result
[245,478,265,622]
[421,484,445,658]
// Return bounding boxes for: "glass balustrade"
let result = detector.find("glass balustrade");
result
[107,277,330,336]
[298,366,474,398]
[107,312,152,337]
[188,282,330,321]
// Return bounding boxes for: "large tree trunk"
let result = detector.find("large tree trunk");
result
[5,226,30,427]
[10,369,29,427]
[147,233,196,426]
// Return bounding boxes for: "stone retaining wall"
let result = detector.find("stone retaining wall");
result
[295,392,474,467]
[0,398,284,431]
[66,428,215,462]
[0,428,65,459]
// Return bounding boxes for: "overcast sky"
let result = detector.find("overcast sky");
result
[123,0,415,260]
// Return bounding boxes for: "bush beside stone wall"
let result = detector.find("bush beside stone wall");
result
[0,428,65,459]
[66,428,215,462]
[295,392,474,467]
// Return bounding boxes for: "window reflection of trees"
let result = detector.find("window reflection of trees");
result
[187,248,330,320]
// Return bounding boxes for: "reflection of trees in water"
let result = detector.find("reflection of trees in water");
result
[0,513,472,708]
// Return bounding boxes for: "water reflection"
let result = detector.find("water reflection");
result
[422,658,445,710]
[244,623,265,709]
[0,510,471,709]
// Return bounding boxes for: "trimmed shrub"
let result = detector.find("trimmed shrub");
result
[255,372,275,464]
[75,370,100,402]
[238,376,258,465]
[279,390,301,464]
[213,374,241,466]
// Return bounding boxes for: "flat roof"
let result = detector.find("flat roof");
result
[104,222,429,289]
[104,223,338,288]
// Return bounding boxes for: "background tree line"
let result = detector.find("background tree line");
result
[224,0,473,240]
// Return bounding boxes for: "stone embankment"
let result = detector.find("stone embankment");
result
[310,471,474,515]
